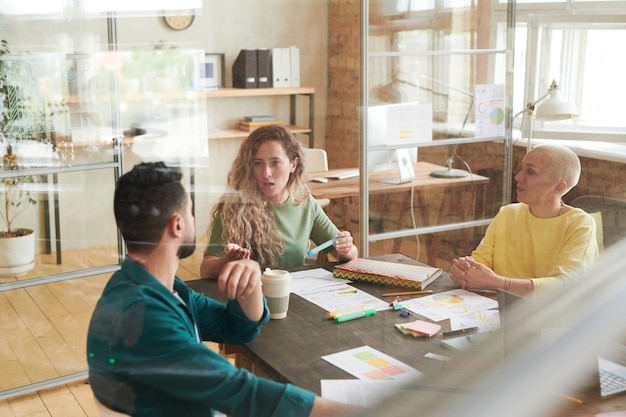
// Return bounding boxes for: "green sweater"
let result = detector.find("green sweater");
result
[87,258,315,417]
[206,194,340,268]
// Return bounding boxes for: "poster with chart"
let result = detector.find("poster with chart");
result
[475,84,505,138]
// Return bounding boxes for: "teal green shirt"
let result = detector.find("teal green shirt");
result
[87,258,315,417]
[206,195,340,268]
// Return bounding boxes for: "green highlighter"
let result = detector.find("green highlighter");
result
[335,307,377,323]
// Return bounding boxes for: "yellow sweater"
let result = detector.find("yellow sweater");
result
[472,203,599,293]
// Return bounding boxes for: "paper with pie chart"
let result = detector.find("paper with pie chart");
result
[475,83,505,139]
[449,309,501,333]
[400,289,498,322]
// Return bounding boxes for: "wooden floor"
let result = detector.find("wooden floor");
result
[0,238,216,417]
[0,231,466,417]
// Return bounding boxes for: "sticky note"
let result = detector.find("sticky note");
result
[404,320,441,337]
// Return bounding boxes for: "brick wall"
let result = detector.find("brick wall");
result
[327,0,361,169]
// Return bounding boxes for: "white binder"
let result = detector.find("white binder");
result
[289,46,300,87]
[272,47,290,88]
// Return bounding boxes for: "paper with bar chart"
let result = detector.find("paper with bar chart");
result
[322,345,423,383]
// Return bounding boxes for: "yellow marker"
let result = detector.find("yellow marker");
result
[327,305,367,319]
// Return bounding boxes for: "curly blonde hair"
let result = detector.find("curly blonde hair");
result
[208,125,309,269]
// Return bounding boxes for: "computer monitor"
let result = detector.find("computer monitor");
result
[366,104,419,173]
[377,148,416,184]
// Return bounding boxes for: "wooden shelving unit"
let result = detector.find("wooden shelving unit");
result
[66,87,316,145]
[201,86,314,98]
[203,87,315,147]
[207,125,312,140]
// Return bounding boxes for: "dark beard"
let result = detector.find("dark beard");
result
[177,241,196,259]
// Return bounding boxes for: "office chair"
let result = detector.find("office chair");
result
[303,148,332,264]
[302,147,330,209]
[570,194,626,250]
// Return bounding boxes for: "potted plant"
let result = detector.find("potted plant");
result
[0,40,40,276]
[0,139,37,276]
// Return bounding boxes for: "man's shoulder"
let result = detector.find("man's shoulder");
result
[96,268,176,314]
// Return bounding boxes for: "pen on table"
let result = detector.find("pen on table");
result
[382,290,433,297]
[338,289,358,294]
[335,308,376,323]
[554,392,584,404]
[441,327,479,338]
[307,237,339,256]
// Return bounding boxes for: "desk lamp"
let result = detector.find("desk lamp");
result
[516,79,579,152]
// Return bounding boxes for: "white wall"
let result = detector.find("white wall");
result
[113,0,329,142]
[114,0,330,237]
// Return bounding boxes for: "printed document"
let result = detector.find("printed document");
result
[321,379,402,407]
[401,289,498,322]
[293,283,389,313]
[322,345,423,383]
[289,268,349,292]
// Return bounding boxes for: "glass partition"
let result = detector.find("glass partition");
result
[0,49,207,286]
[0,273,110,395]
[361,1,514,267]
[0,3,207,400]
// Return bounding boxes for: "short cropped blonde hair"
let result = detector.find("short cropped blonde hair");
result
[532,144,581,196]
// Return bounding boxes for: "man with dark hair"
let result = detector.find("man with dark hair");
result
[113,162,192,255]
[87,162,355,417]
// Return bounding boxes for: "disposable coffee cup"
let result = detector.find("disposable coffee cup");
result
[261,268,292,319]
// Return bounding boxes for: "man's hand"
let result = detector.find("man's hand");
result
[217,259,262,300]
[218,259,264,321]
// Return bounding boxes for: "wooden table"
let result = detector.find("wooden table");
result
[305,162,490,264]
[188,254,493,393]
[188,254,626,416]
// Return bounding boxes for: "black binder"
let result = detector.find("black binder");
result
[256,48,272,88]
[232,49,257,88]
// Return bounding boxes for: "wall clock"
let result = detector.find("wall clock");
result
[163,13,195,31]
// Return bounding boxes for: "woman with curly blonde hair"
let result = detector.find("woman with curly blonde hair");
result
[200,125,357,279]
